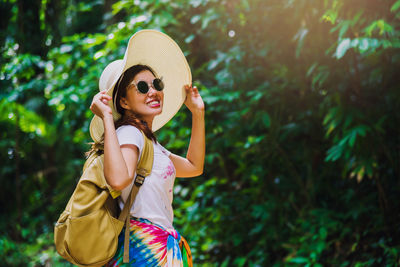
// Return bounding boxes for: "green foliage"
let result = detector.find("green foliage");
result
[1,0,400,266]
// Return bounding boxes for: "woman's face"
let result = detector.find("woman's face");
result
[120,70,164,123]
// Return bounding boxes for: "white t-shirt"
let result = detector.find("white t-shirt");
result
[116,125,176,229]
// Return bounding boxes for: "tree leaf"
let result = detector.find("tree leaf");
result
[391,0,400,12]
[262,113,271,128]
[336,38,351,59]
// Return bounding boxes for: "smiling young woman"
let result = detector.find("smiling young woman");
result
[88,30,204,267]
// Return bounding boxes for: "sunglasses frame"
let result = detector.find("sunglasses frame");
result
[131,77,164,94]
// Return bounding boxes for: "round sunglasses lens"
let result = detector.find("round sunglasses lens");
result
[153,78,164,91]
[137,81,149,94]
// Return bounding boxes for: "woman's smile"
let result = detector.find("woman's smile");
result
[146,98,161,108]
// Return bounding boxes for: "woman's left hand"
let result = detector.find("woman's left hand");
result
[184,84,205,114]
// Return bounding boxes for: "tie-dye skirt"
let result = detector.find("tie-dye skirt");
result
[106,217,193,267]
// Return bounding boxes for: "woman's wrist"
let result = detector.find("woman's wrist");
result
[191,108,205,117]
[103,114,115,127]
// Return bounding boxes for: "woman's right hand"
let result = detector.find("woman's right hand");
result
[90,90,113,119]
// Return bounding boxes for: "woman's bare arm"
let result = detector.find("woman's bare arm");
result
[91,91,138,190]
[169,85,205,178]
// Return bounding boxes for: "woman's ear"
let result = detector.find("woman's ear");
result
[120,97,130,110]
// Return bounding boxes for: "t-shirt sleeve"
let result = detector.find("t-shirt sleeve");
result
[116,125,144,156]
[157,142,172,157]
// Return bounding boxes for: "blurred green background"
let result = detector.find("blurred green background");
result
[1,0,400,266]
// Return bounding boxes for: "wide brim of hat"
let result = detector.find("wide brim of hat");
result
[89,30,191,143]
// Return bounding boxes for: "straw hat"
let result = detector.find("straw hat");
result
[89,29,192,143]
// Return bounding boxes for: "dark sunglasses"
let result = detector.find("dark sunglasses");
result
[133,78,164,94]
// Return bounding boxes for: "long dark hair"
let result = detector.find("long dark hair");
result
[87,64,158,157]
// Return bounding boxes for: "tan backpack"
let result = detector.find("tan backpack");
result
[54,133,154,266]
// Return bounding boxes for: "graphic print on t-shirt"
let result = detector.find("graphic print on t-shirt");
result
[163,161,175,180]
[162,161,175,194]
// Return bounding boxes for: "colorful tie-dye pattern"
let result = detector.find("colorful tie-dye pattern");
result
[106,218,192,267]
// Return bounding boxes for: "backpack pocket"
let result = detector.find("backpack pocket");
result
[66,208,124,266]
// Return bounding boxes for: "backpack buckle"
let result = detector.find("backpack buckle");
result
[134,168,149,187]
[134,174,145,187]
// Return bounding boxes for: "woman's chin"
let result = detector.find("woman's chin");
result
[153,104,163,114]
[146,106,163,117]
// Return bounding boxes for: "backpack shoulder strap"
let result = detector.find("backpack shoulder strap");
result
[117,131,154,263]
[134,132,154,186]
